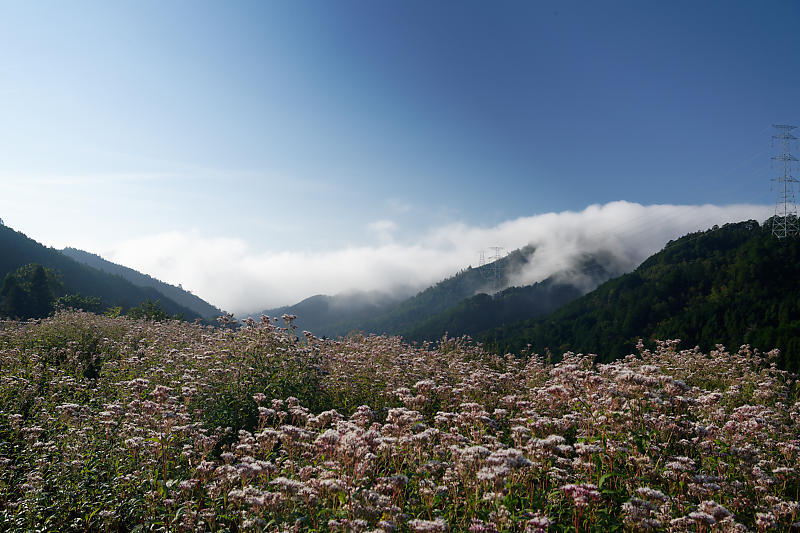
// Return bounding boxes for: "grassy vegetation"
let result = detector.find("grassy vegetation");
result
[0,311,798,531]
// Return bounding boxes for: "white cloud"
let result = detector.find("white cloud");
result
[366,219,398,244]
[105,201,773,314]
[387,198,413,214]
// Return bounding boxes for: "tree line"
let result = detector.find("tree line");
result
[480,219,800,371]
[0,263,177,321]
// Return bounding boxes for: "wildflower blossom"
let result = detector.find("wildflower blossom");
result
[407,518,449,532]
[1,312,798,531]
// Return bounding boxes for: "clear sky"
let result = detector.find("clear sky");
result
[0,1,796,312]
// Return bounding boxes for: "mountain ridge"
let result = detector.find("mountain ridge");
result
[258,245,620,341]
[61,247,223,319]
[0,224,202,320]
[480,218,800,370]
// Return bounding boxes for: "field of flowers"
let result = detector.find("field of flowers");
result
[0,310,798,532]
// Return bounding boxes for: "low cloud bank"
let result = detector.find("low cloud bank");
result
[106,201,772,314]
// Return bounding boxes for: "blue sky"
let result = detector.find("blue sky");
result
[0,1,795,311]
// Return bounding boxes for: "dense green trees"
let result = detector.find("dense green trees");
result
[269,246,613,340]
[402,280,584,342]
[481,219,800,371]
[0,263,176,321]
[0,264,65,318]
[54,293,104,314]
[126,299,173,321]
[61,247,222,319]
[0,224,203,320]
[0,263,108,319]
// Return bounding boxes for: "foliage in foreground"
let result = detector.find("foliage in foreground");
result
[0,311,798,532]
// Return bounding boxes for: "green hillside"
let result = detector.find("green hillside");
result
[258,291,403,337]
[261,246,618,341]
[0,224,201,320]
[259,247,537,337]
[333,246,577,337]
[61,247,223,319]
[401,279,583,342]
[400,254,617,343]
[481,219,800,370]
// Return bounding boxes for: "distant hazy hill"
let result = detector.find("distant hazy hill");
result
[259,248,535,337]
[400,258,613,341]
[258,291,406,337]
[369,251,613,342]
[0,225,201,320]
[352,247,537,337]
[481,219,800,370]
[260,246,619,341]
[402,277,583,343]
[61,247,223,320]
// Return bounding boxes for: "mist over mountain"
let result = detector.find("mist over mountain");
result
[481,218,800,371]
[61,247,223,320]
[400,254,618,343]
[256,248,536,337]
[107,202,772,314]
[258,245,622,340]
[256,290,409,337]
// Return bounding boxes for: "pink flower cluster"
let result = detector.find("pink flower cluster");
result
[0,311,797,531]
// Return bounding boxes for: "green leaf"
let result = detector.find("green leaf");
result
[171,506,188,524]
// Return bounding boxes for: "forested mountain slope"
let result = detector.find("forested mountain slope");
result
[257,291,405,337]
[400,255,616,342]
[259,247,537,337]
[351,248,534,337]
[262,247,618,341]
[62,247,223,319]
[0,225,200,320]
[481,219,800,370]
[401,279,583,343]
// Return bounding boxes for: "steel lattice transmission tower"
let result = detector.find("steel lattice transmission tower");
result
[770,124,800,238]
[478,246,505,291]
